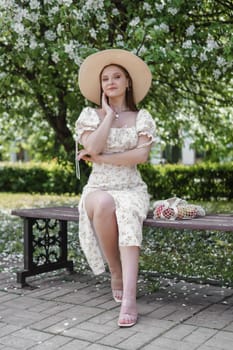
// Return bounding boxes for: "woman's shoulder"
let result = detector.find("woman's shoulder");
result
[137,108,154,122]
[136,108,155,131]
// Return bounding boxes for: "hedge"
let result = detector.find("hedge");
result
[0,161,233,201]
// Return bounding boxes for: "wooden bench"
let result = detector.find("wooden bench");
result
[11,206,233,287]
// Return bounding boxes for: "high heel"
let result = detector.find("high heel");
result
[118,313,138,327]
[112,289,123,303]
[111,277,123,303]
[118,300,138,327]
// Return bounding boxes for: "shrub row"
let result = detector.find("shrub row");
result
[139,162,233,201]
[0,161,233,200]
[0,161,90,195]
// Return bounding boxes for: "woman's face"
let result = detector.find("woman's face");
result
[101,65,129,100]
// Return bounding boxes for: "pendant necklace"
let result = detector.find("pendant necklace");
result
[114,109,129,119]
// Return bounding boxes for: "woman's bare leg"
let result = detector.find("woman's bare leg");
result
[118,246,139,326]
[85,191,123,299]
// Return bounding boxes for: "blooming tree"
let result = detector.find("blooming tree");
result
[0,0,232,161]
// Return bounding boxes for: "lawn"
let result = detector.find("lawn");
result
[0,193,233,286]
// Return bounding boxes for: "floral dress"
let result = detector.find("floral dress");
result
[75,107,156,275]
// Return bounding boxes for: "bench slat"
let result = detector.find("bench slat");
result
[12,207,233,231]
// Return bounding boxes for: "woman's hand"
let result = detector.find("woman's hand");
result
[78,149,101,163]
[102,93,115,117]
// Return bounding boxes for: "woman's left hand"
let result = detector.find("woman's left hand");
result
[78,149,101,163]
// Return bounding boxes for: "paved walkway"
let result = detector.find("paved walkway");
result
[0,263,233,350]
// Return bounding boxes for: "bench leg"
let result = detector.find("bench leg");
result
[17,218,74,288]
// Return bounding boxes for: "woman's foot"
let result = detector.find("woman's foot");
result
[111,276,123,303]
[118,299,138,327]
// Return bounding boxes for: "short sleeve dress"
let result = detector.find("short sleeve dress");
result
[75,107,156,275]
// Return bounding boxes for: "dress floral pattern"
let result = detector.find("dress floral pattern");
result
[75,107,156,275]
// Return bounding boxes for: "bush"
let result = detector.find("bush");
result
[0,161,233,200]
[0,161,90,195]
[139,162,233,201]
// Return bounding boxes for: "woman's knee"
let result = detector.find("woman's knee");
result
[85,191,116,219]
[95,193,116,218]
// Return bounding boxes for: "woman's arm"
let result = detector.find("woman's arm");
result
[80,94,115,155]
[78,135,152,166]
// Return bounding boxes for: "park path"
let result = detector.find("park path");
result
[0,261,233,350]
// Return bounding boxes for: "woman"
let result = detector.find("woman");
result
[76,49,155,327]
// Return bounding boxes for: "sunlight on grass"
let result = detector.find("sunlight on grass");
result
[0,192,80,211]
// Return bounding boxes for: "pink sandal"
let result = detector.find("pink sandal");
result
[118,312,138,327]
[112,289,123,303]
[118,300,138,327]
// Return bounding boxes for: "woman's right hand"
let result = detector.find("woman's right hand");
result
[102,93,114,117]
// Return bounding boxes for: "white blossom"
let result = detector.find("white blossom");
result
[25,57,34,70]
[15,37,27,50]
[52,52,60,64]
[0,72,7,79]
[159,23,169,32]
[99,22,109,30]
[191,65,197,74]
[138,45,147,54]
[29,0,40,10]
[72,9,83,21]
[89,28,97,40]
[168,7,178,15]
[57,24,64,36]
[191,49,197,57]
[112,8,119,16]
[14,8,28,22]
[27,12,40,23]
[155,3,164,12]
[12,22,25,35]
[200,52,208,62]
[213,69,221,79]
[216,56,226,67]
[130,17,140,27]
[58,0,73,6]
[29,37,37,49]
[84,0,104,11]
[45,30,56,41]
[206,37,219,51]
[182,40,192,49]
[64,40,80,63]
[143,2,151,12]
[48,6,59,17]
[186,24,195,36]
[160,47,167,56]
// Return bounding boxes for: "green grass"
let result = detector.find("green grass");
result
[1,193,233,285]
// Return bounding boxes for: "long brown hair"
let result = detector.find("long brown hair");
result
[99,64,138,111]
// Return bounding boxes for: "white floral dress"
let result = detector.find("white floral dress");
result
[75,107,156,275]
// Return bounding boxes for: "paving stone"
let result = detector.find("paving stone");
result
[181,326,218,345]
[58,338,91,349]
[141,337,199,350]
[30,315,67,331]
[0,333,37,349]
[203,330,233,350]
[13,328,52,342]
[62,326,105,342]
[26,335,72,349]
[161,324,198,340]
[96,327,137,348]
[0,324,22,337]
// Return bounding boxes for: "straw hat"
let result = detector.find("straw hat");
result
[78,49,152,105]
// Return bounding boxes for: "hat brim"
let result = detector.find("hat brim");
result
[78,49,152,105]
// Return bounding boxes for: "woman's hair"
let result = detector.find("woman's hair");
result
[99,64,138,111]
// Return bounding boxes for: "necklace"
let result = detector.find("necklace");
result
[114,109,129,119]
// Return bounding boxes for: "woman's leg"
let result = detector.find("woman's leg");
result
[85,190,123,299]
[118,246,139,326]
